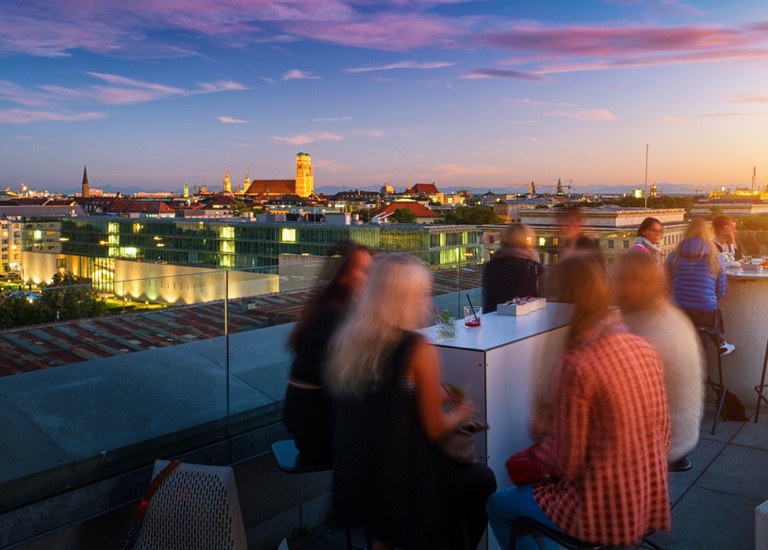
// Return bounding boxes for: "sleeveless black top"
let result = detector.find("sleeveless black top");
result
[331,331,454,549]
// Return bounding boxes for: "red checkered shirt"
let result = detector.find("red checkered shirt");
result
[534,314,671,546]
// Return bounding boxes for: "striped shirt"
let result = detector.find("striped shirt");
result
[534,314,671,546]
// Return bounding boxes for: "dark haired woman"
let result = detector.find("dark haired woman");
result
[630,217,663,264]
[283,246,371,464]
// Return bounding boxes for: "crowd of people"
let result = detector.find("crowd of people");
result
[281,213,734,549]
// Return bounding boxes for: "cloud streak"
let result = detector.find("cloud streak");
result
[0,109,106,124]
[273,132,344,145]
[346,61,454,73]
[218,116,248,123]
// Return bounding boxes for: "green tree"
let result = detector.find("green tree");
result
[390,208,418,223]
[352,209,371,222]
[441,206,502,225]
[39,272,108,322]
[709,205,724,219]
[0,292,48,329]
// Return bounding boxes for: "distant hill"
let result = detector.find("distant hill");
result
[316,183,704,196]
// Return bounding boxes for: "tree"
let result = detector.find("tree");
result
[352,209,371,223]
[39,272,107,322]
[440,206,502,225]
[390,208,418,223]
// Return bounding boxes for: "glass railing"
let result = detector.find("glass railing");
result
[0,252,487,519]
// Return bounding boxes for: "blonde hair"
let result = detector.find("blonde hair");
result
[501,223,535,249]
[676,218,721,276]
[327,254,432,397]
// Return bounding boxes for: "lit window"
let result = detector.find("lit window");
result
[538,237,546,247]
[281,228,296,243]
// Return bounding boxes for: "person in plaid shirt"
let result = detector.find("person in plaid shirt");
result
[488,252,671,549]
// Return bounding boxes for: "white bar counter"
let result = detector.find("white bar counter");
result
[423,303,575,489]
[717,267,768,406]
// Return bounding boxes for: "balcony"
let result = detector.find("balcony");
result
[1,257,766,550]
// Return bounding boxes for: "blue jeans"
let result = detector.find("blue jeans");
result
[486,484,563,550]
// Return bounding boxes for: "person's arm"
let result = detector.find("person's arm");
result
[409,339,475,441]
[716,255,727,300]
[548,357,591,478]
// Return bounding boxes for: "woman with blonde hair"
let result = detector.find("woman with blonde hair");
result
[488,252,670,549]
[666,218,733,354]
[329,253,496,550]
[482,223,544,313]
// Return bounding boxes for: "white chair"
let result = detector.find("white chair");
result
[133,460,247,550]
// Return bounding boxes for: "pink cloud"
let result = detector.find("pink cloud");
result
[273,132,343,145]
[0,109,106,124]
[543,109,618,121]
[37,73,246,105]
[218,116,248,123]
[730,94,768,104]
[483,24,751,58]
[283,70,321,81]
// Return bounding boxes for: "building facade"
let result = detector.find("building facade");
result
[21,217,480,300]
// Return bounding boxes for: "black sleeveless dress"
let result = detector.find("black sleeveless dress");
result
[331,331,455,549]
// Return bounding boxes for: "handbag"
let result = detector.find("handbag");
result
[440,420,489,465]
[120,459,182,550]
[505,443,554,486]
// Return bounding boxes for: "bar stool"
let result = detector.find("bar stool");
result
[507,517,663,550]
[695,326,727,435]
[271,439,360,550]
[754,339,768,423]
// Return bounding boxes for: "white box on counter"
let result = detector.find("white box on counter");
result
[497,297,546,316]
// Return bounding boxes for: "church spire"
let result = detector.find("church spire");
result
[81,165,90,198]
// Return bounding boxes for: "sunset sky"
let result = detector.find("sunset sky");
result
[3,0,768,194]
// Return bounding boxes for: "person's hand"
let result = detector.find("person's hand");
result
[448,400,477,429]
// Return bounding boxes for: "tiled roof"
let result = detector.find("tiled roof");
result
[0,267,483,377]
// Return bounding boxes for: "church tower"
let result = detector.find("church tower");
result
[81,166,90,198]
[556,178,564,196]
[243,166,252,192]
[529,181,536,195]
[183,182,189,198]
[295,152,314,198]
[223,169,232,193]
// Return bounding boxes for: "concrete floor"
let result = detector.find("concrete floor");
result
[288,401,768,550]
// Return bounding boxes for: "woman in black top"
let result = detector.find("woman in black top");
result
[483,223,544,313]
[329,254,496,549]
[282,245,371,464]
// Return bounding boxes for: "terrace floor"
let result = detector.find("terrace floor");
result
[287,401,768,550]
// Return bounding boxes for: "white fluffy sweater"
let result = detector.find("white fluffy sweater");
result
[622,303,705,462]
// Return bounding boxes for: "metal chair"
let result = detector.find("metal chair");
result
[132,460,247,550]
[755,340,768,423]
[508,517,663,550]
[271,439,359,550]
[695,326,727,434]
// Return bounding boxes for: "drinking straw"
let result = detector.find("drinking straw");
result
[465,294,480,323]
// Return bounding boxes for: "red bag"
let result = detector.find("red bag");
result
[505,444,554,486]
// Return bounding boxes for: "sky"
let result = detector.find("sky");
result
[3,0,768,195]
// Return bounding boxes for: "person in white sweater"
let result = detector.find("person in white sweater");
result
[616,251,705,463]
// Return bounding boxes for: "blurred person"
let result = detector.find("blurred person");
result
[283,245,372,464]
[666,218,734,355]
[630,217,664,264]
[559,205,600,253]
[712,215,741,261]
[328,254,496,550]
[617,251,704,464]
[487,252,670,550]
[483,223,544,313]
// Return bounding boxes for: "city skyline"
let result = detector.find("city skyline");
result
[2,0,768,194]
